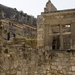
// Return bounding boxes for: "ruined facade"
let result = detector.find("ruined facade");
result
[0,22,75,75]
[1,0,75,75]
[37,0,75,50]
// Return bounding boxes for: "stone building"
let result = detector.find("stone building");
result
[37,0,75,50]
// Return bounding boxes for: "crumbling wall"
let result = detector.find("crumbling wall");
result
[0,43,75,75]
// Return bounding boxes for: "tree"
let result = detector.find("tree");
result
[19,10,24,16]
[23,13,27,17]
[14,8,17,11]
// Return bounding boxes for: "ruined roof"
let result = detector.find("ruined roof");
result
[42,9,75,14]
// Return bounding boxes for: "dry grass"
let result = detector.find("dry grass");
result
[14,36,37,48]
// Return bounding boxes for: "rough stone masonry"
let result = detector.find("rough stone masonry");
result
[1,43,75,75]
[1,0,75,75]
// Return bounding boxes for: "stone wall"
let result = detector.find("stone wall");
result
[0,42,75,75]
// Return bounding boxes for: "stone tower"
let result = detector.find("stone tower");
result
[44,0,57,12]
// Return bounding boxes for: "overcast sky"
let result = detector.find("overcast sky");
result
[0,0,75,17]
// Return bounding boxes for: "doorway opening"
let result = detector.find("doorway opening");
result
[52,36,60,50]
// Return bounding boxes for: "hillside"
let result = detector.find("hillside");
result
[0,4,18,18]
[0,4,37,26]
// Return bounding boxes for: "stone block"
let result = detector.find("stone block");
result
[72,66,75,71]
[57,65,62,70]
[17,71,21,75]
[0,73,5,75]
[51,65,57,70]
[14,60,18,68]
[47,73,52,75]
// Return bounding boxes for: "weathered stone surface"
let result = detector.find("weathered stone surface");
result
[17,71,21,75]
[1,0,75,75]
[1,45,75,75]
[72,66,75,71]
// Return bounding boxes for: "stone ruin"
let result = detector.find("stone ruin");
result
[0,22,75,75]
[0,0,75,75]
[37,0,75,50]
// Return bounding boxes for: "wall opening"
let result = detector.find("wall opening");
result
[7,32,10,40]
[63,35,71,49]
[52,36,60,50]
[62,24,71,33]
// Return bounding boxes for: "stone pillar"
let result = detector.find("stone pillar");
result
[37,15,44,48]
[60,35,63,49]
[59,24,63,49]
[71,21,75,48]
[49,25,52,49]
[44,24,50,49]
[70,38,72,49]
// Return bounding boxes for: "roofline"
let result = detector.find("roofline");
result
[41,8,75,16]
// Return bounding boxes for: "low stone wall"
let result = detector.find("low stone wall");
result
[0,44,75,75]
